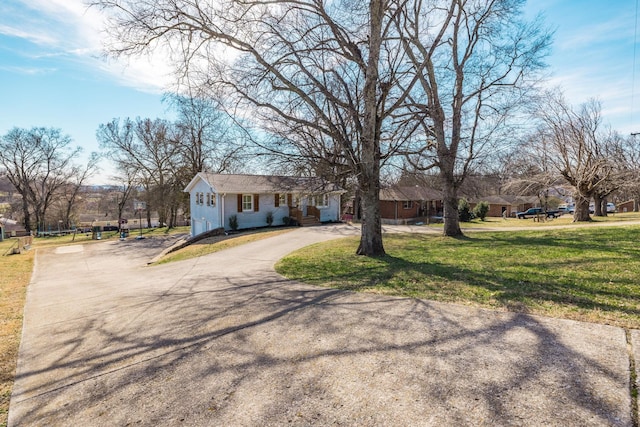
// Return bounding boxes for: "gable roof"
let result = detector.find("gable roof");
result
[184,173,343,194]
[379,186,442,201]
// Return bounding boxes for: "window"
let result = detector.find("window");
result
[242,194,253,211]
[403,201,413,209]
[196,192,204,205]
[311,194,329,208]
[206,193,210,206]
[210,193,216,207]
[279,193,287,206]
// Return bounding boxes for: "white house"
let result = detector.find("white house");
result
[184,173,344,236]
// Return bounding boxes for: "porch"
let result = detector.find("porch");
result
[289,206,322,226]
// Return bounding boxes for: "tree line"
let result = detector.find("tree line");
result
[2,0,640,255]
[90,0,552,256]
[0,95,250,234]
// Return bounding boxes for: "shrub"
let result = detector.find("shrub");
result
[229,214,239,231]
[282,216,291,226]
[473,201,490,221]
[458,198,474,222]
[266,211,274,226]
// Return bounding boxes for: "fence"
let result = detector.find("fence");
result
[3,235,33,256]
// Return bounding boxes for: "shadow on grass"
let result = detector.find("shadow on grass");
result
[294,229,640,326]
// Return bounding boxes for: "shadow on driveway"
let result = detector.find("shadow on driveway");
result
[9,227,633,426]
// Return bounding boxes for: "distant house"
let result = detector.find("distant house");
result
[469,195,538,218]
[617,200,636,213]
[184,173,344,236]
[0,217,27,238]
[379,186,443,224]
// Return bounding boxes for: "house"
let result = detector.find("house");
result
[184,173,344,236]
[379,186,443,224]
[469,195,538,218]
[0,216,27,238]
[617,200,636,213]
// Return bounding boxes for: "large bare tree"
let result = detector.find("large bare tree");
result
[92,0,416,256]
[395,0,550,236]
[536,95,614,222]
[0,127,83,233]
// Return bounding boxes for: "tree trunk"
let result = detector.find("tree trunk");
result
[356,180,384,256]
[355,0,385,256]
[593,193,605,216]
[21,196,32,233]
[573,195,592,222]
[442,181,463,236]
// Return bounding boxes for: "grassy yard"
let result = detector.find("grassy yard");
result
[0,239,34,427]
[156,227,295,264]
[276,225,640,329]
[437,211,640,229]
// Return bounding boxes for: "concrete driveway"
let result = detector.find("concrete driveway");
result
[8,224,637,426]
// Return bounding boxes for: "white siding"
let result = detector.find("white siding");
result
[318,193,341,222]
[189,180,221,237]
[188,178,342,234]
[223,193,290,230]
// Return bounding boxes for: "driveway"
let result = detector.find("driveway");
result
[9,224,637,426]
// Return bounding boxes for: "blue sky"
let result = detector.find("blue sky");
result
[0,0,638,183]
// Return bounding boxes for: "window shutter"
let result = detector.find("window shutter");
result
[287,193,292,206]
[254,194,259,211]
[274,193,280,207]
[237,194,242,212]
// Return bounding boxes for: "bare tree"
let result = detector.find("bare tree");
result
[97,118,180,228]
[395,0,550,236]
[536,95,614,222]
[0,127,82,233]
[92,0,418,256]
[167,93,248,177]
[503,134,564,215]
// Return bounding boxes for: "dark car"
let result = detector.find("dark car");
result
[516,207,560,219]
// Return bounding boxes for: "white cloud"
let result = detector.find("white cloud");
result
[0,0,175,93]
[0,65,57,75]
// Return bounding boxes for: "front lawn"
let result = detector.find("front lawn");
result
[156,227,295,264]
[0,240,34,427]
[276,225,640,329]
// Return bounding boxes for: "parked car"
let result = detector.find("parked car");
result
[589,202,616,213]
[516,207,560,219]
[558,204,575,214]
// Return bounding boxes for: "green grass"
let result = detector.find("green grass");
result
[156,228,295,264]
[428,211,640,229]
[276,225,640,329]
